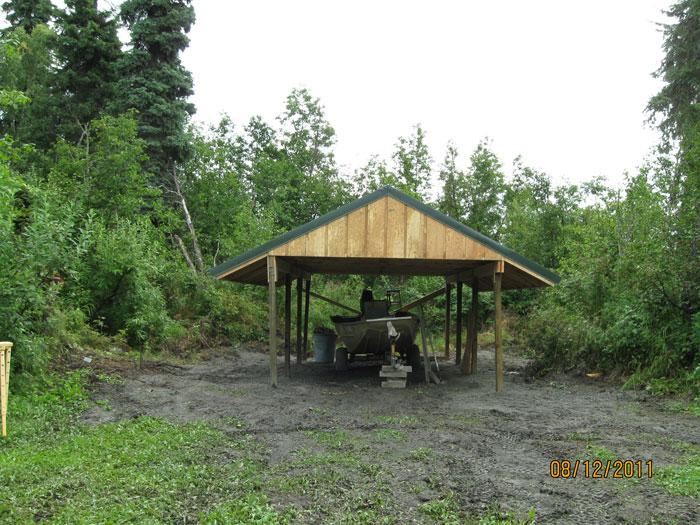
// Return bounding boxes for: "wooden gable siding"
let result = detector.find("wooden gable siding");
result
[269,196,503,261]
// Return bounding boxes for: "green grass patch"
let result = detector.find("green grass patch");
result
[567,432,599,441]
[373,428,407,441]
[421,492,460,523]
[406,447,436,461]
[667,401,700,418]
[583,444,616,462]
[372,415,421,425]
[302,429,356,450]
[655,442,700,498]
[201,493,295,524]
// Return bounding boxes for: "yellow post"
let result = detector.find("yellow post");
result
[1,341,12,437]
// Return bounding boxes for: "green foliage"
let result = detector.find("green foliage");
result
[1,0,53,35]
[354,124,432,200]
[420,492,460,523]
[0,25,56,149]
[647,0,700,139]
[53,0,122,142]
[114,0,196,184]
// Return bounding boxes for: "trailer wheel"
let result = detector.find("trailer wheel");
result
[335,347,349,371]
[406,344,421,371]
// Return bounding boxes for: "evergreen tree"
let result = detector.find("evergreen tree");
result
[54,0,122,144]
[647,0,700,140]
[113,0,196,186]
[1,0,53,34]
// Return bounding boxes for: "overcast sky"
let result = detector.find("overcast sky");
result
[181,1,672,189]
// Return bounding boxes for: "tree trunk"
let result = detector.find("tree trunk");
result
[172,167,204,272]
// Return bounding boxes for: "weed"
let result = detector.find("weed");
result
[94,399,112,411]
[477,502,536,524]
[567,432,599,441]
[406,448,436,461]
[667,401,700,418]
[95,372,124,386]
[373,428,407,442]
[655,443,700,498]
[303,429,355,450]
[420,492,460,523]
[584,444,616,462]
[373,415,420,425]
[201,493,295,524]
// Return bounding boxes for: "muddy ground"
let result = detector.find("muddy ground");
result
[82,345,699,523]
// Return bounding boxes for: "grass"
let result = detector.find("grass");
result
[667,401,700,418]
[0,373,291,524]
[406,447,436,461]
[654,442,700,498]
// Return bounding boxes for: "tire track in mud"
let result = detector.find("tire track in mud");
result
[81,347,700,523]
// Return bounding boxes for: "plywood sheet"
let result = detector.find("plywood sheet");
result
[307,227,326,257]
[327,216,347,257]
[386,197,406,258]
[445,227,466,259]
[347,207,366,257]
[367,198,386,257]
[406,207,425,258]
[426,217,446,259]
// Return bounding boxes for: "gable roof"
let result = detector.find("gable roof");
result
[210,186,560,289]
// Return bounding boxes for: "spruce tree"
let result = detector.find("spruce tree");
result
[54,0,122,144]
[1,0,53,34]
[113,0,196,186]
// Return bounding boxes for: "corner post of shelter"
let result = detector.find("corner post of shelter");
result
[461,277,478,375]
[494,260,505,392]
[470,277,479,374]
[296,276,303,364]
[267,256,278,387]
[284,273,292,378]
[455,281,463,365]
[303,279,311,359]
[444,282,451,358]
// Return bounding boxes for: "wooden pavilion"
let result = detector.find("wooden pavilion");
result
[210,186,559,390]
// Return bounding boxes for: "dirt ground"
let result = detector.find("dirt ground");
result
[82,344,700,523]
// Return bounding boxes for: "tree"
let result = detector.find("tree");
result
[113,0,196,187]
[1,0,53,35]
[391,123,431,198]
[647,0,700,140]
[54,0,122,144]
[438,142,466,219]
[0,24,57,149]
[447,139,505,238]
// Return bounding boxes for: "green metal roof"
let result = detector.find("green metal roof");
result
[210,186,560,285]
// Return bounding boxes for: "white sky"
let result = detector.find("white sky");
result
[181,1,672,189]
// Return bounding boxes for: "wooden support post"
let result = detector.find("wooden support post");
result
[444,283,451,358]
[303,279,311,359]
[455,281,463,365]
[296,276,303,364]
[284,273,292,378]
[494,272,503,392]
[1,342,11,438]
[470,277,478,374]
[461,312,474,376]
[268,257,278,388]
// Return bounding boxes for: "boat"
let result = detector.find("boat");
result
[330,290,421,370]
